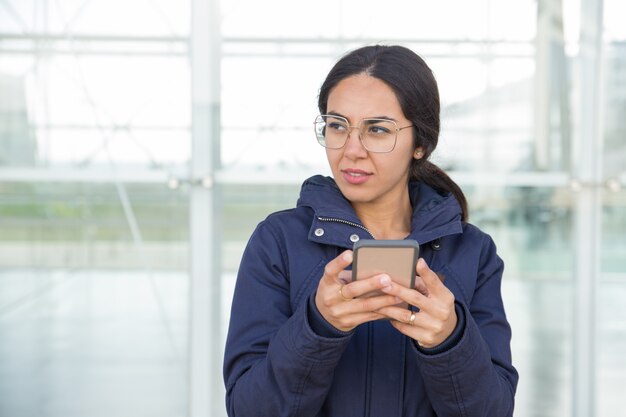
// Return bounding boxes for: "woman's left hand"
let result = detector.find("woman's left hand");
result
[376,258,457,348]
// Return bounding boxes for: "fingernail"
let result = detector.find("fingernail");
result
[379,275,391,286]
[343,251,353,262]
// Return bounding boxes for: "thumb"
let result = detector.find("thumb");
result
[416,258,445,289]
[322,250,353,285]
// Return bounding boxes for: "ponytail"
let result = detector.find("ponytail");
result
[410,160,468,222]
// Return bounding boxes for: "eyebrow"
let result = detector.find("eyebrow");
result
[326,111,399,123]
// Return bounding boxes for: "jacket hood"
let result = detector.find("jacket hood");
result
[296,175,463,245]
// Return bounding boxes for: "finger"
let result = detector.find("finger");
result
[390,308,457,348]
[343,273,394,300]
[416,258,446,292]
[382,309,439,332]
[332,311,389,331]
[322,250,353,285]
[330,292,402,331]
[327,290,399,320]
[378,308,431,343]
[375,305,416,323]
[337,269,352,285]
[381,308,430,339]
[389,318,430,345]
[342,293,403,313]
[413,275,429,296]
[380,277,455,320]
[379,279,429,308]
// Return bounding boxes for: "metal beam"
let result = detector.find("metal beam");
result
[188,0,223,417]
[572,0,604,415]
[0,167,577,188]
[0,32,534,58]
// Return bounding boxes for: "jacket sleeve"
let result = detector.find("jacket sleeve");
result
[414,233,519,417]
[223,221,352,417]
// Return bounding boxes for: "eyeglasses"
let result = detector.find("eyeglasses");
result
[314,114,413,153]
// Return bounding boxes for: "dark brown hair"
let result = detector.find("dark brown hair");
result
[318,45,468,221]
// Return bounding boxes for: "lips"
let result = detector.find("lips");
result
[341,168,372,185]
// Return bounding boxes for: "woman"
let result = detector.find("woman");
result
[223,45,518,417]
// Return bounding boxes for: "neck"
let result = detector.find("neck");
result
[353,193,413,240]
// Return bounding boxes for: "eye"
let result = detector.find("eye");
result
[327,121,348,133]
[366,123,392,136]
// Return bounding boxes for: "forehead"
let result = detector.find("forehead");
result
[326,74,404,121]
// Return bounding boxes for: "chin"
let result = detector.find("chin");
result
[336,184,373,204]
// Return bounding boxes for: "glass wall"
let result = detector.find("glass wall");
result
[597,1,626,415]
[0,1,191,416]
[1,0,625,416]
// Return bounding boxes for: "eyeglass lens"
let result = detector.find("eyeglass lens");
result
[314,115,398,153]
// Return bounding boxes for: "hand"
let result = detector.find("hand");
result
[315,250,403,332]
[376,258,457,348]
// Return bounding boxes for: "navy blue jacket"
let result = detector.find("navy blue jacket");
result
[224,175,518,416]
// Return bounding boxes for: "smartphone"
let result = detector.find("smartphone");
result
[351,239,420,298]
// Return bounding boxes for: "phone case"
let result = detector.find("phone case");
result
[351,239,420,290]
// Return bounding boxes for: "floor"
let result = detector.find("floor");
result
[1,269,625,417]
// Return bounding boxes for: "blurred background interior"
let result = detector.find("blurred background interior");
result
[0,0,625,416]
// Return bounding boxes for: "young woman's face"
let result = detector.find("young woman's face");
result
[325,73,420,207]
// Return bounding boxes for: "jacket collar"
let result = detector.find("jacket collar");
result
[297,175,463,248]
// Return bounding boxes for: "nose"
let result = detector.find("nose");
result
[343,126,368,157]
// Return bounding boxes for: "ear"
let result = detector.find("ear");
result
[413,148,424,160]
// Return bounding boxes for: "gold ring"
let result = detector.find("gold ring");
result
[409,312,416,326]
[339,284,351,301]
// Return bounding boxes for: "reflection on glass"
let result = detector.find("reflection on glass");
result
[0,55,190,168]
[0,183,188,268]
[0,270,188,417]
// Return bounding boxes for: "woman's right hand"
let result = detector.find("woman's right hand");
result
[314,250,402,332]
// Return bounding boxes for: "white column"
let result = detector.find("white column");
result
[189,0,223,416]
[534,0,569,171]
[572,0,604,415]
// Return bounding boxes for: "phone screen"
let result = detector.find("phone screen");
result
[351,239,420,295]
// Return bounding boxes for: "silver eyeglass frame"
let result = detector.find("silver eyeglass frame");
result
[314,114,414,153]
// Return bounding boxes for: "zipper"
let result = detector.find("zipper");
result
[365,321,373,417]
[317,216,374,238]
